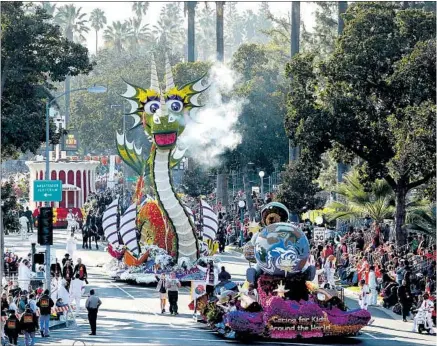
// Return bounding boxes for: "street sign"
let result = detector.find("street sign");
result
[126,177,137,182]
[313,227,326,243]
[33,180,62,202]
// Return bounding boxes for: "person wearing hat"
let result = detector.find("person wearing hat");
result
[4,309,20,345]
[20,304,38,346]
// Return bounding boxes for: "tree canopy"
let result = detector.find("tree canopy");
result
[1,2,93,159]
[285,2,436,244]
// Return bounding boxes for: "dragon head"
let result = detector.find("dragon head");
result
[120,56,209,150]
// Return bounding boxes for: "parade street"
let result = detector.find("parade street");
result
[4,230,435,346]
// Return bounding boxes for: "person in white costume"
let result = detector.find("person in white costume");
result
[66,232,77,259]
[368,265,378,306]
[324,255,336,288]
[69,274,85,312]
[412,293,436,334]
[359,279,370,310]
[18,260,33,291]
[19,215,29,240]
[66,209,77,233]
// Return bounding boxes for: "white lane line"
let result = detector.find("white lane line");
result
[363,331,379,339]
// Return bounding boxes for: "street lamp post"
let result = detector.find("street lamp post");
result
[259,171,265,200]
[238,200,245,247]
[44,85,106,291]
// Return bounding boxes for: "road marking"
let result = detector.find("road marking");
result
[362,331,379,339]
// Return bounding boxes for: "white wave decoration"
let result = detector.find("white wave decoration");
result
[120,203,139,256]
[201,200,218,242]
[103,198,119,246]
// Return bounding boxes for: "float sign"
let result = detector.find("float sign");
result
[33,180,62,202]
[313,227,325,243]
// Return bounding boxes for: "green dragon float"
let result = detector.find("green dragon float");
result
[112,56,210,263]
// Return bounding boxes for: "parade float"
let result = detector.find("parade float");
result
[190,202,371,340]
[104,56,220,284]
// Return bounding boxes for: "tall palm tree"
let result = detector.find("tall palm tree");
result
[55,5,89,41]
[103,21,133,52]
[215,1,224,62]
[54,4,90,128]
[126,17,150,50]
[132,1,150,20]
[40,2,57,16]
[185,2,197,62]
[90,8,107,55]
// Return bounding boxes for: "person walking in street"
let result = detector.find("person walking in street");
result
[368,265,378,306]
[24,207,33,233]
[85,289,102,335]
[70,274,85,312]
[62,259,74,289]
[156,273,167,314]
[218,266,231,283]
[166,272,181,315]
[398,279,413,322]
[36,289,54,337]
[73,258,88,284]
[66,232,77,259]
[20,304,39,346]
[359,279,370,310]
[4,309,20,346]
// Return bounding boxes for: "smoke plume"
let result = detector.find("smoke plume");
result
[178,63,245,166]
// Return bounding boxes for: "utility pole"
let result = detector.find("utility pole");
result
[289,1,300,163]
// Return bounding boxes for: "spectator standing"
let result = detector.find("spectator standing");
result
[85,289,102,335]
[20,305,39,346]
[36,289,54,337]
[397,279,412,322]
[4,309,20,345]
[368,266,378,306]
[24,207,33,233]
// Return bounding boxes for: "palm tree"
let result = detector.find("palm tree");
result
[405,204,436,237]
[132,2,150,20]
[103,21,133,52]
[40,2,57,16]
[126,17,150,50]
[90,8,107,55]
[185,2,197,62]
[55,4,89,42]
[215,2,224,62]
[54,4,90,128]
[325,170,396,223]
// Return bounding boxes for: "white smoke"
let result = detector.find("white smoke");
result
[178,62,245,166]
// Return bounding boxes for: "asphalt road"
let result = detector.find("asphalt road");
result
[4,230,436,346]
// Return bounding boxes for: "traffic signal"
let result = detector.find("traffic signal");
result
[38,207,53,245]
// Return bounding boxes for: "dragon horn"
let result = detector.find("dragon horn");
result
[165,54,175,92]
[150,57,160,93]
[159,93,167,117]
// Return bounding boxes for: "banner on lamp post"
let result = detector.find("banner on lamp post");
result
[63,131,79,151]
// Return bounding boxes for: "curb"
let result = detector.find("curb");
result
[343,287,403,321]
[49,321,68,330]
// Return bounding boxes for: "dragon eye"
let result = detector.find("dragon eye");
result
[153,114,161,124]
[144,101,160,115]
[166,100,183,113]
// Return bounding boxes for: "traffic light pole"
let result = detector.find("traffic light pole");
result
[45,102,51,294]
